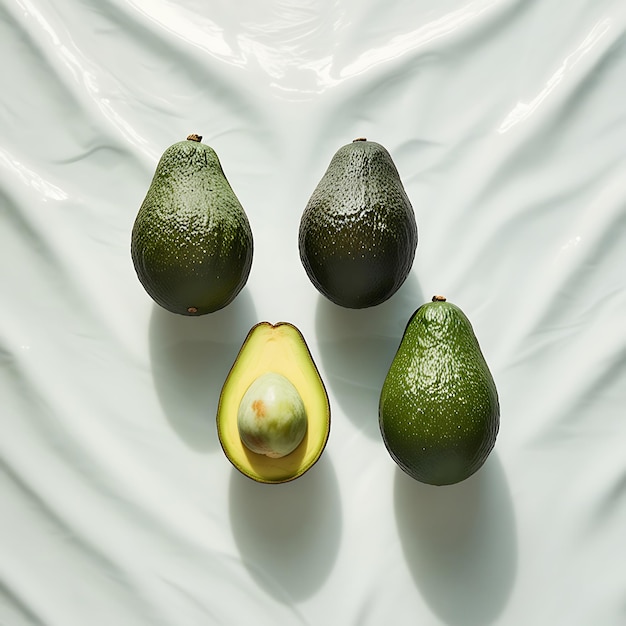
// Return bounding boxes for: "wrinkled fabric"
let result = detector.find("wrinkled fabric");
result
[1,1,625,624]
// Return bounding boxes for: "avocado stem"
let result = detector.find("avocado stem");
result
[353,137,367,142]
[432,295,447,302]
[186,134,202,143]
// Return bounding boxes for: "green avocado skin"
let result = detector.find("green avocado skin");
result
[131,139,253,316]
[299,140,417,309]
[379,299,499,485]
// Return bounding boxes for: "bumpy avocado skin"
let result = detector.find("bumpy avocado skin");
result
[379,298,499,486]
[299,139,417,309]
[131,138,253,315]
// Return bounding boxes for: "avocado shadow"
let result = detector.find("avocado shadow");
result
[394,451,517,626]
[148,288,257,452]
[228,454,342,603]
[314,271,424,439]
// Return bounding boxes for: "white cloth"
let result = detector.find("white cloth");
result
[1,1,625,624]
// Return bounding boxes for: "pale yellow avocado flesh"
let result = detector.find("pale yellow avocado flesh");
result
[217,322,330,483]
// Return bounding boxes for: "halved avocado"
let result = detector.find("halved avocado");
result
[217,322,331,484]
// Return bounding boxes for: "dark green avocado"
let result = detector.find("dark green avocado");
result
[131,134,253,316]
[379,296,500,485]
[298,138,417,309]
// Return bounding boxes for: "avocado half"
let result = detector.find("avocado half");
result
[217,322,331,484]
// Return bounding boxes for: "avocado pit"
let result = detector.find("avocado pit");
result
[237,371,308,459]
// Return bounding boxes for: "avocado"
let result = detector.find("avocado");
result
[217,322,330,484]
[379,296,499,485]
[298,138,417,309]
[131,134,253,316]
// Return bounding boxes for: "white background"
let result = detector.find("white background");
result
[2,1,625,624]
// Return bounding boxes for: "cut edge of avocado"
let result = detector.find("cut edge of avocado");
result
[217,321,331,484]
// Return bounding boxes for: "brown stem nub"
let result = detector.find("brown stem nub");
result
[432,295,447,302]
[186,134,202,143]
[353,137,367,142]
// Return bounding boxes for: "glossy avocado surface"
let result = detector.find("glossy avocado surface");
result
[379,296,499,485]
[299,138,417,309]
[131,135,253,316]
[217,322,331,484]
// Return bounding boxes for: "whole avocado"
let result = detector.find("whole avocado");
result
[379,296,499,485]
[131,134,253,316]
[299,138,417,309]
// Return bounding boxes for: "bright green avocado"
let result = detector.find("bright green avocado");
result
[298,138,417,309]
[379,296,499,485]
[217,322,330,484]
[131,134,253,316]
